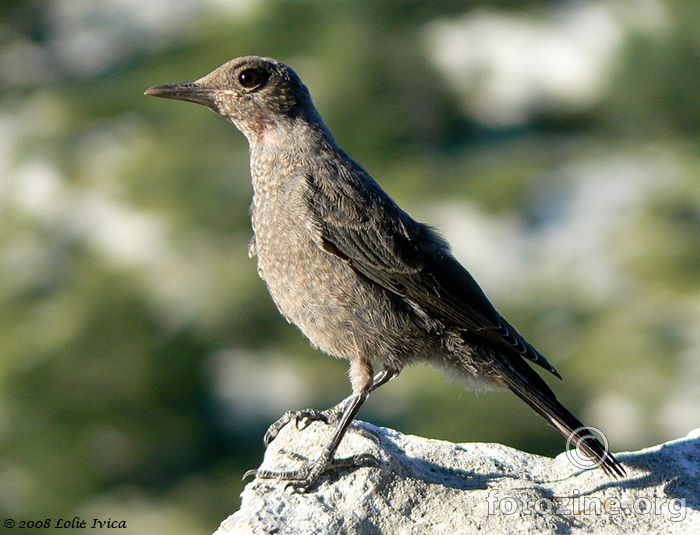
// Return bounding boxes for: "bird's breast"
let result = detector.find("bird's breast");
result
[249,176,435,365]
[250,182,354,352]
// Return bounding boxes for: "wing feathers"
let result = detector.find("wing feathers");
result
[304,167,560,377]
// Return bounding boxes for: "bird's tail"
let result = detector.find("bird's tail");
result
[486,351,626,479]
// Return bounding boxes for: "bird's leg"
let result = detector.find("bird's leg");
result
[255,388,373,488]
[263,367,398,446]
[255,363,397,489]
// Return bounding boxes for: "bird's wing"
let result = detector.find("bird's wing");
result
[303,165,561,378]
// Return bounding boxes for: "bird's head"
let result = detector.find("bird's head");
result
[145,56,321,143]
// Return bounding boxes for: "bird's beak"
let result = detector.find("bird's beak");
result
[144,81,219,111]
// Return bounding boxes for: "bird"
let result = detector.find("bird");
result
[145,55,625,488]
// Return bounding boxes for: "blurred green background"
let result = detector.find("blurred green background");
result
[2,0,700,532]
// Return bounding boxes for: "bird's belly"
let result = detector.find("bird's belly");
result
[253,225,430,364]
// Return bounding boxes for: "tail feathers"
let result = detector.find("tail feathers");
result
[489,353,626,479]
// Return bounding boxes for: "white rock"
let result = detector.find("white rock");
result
[215,420,699,535]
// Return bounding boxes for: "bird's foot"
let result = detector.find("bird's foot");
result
[263,404,347,447]
[248,448,380,491]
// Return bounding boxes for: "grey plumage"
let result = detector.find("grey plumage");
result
[145,56,625,486]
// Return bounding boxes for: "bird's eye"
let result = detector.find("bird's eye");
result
[238,68,263,89]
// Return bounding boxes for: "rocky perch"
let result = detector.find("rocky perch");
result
[215,419,700,534]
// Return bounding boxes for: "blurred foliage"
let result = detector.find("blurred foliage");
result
[1,0,700,532]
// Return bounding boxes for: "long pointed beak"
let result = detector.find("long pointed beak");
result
[144,81,218,110]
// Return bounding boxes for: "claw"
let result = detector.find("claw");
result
[293,409,331,430]
[242,468,258,481]
[263,411,295,446]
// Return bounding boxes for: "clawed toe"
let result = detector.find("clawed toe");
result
[264,409,324,446]
[329,452,380,470]
[264,410,300,446]
[253,451,380,490]
[352,424,381,444]
[264,406,344,446]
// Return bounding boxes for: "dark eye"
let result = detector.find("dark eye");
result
[238,68,263,89]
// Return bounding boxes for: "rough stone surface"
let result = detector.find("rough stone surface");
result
[215,421,699,534]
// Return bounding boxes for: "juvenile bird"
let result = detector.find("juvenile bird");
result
[145,56,625,487]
